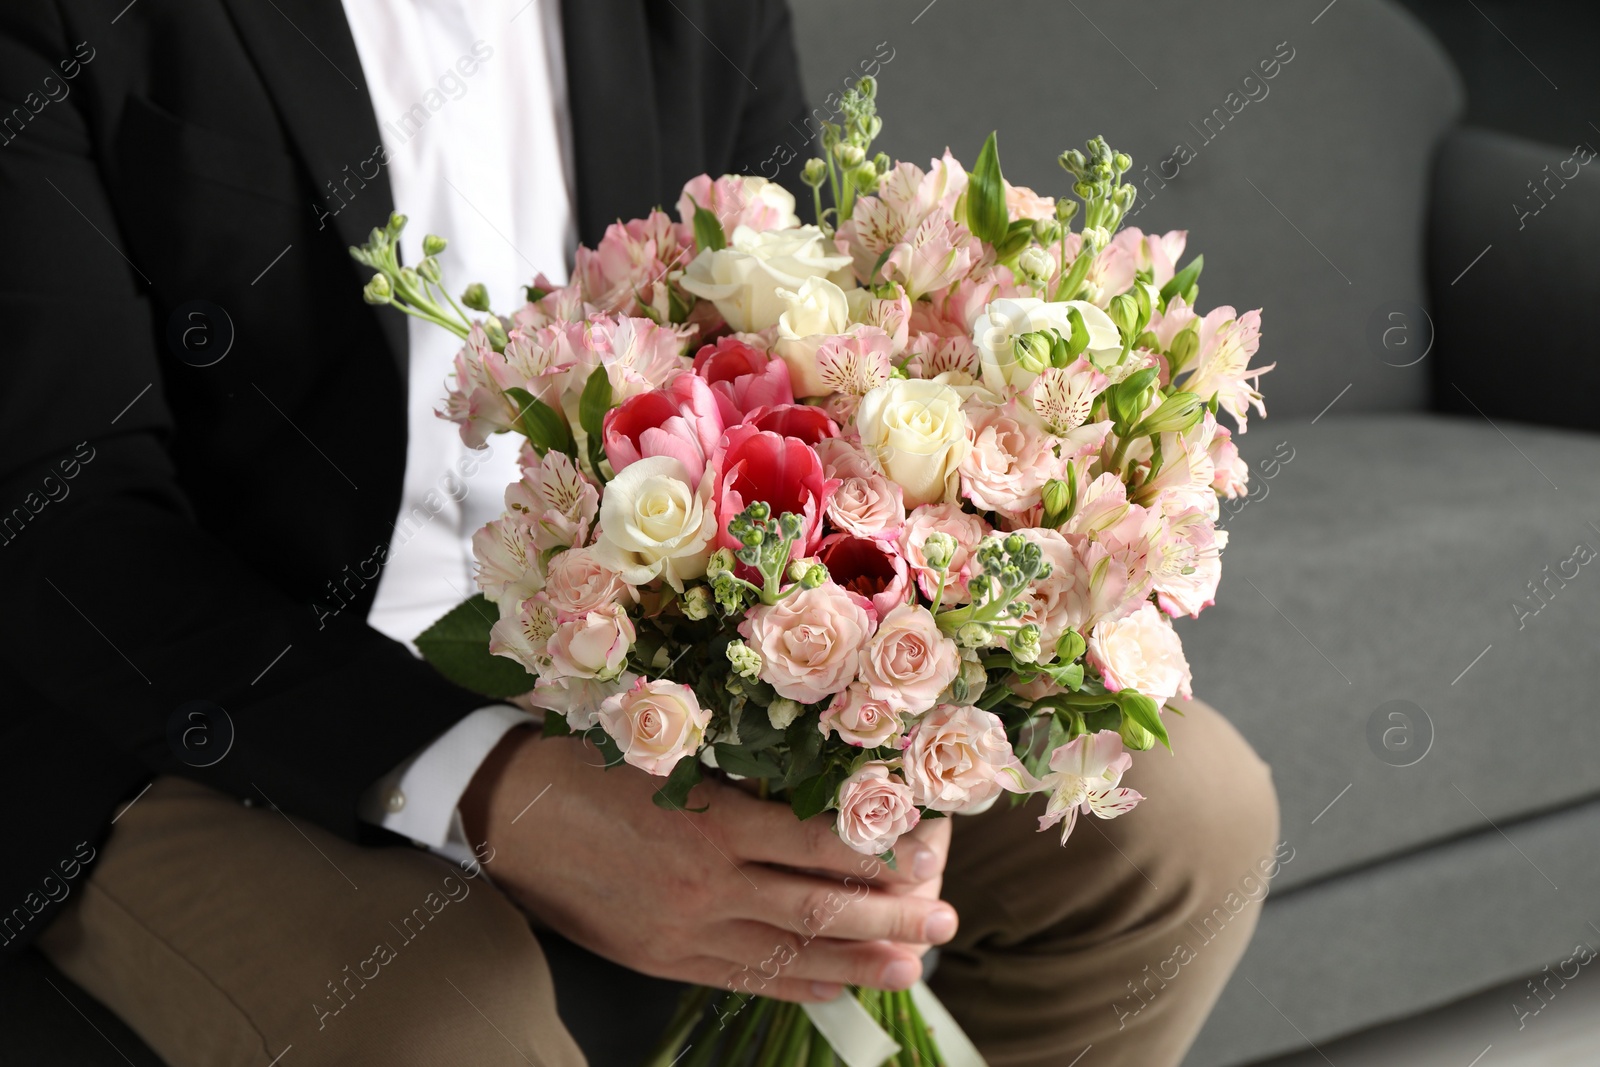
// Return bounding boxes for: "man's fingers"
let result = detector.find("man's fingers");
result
[733,868,959,949]
[716,792,933,887]
[714,920,925,991]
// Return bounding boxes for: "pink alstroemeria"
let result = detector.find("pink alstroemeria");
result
[676,174,799,236]
[1176,306,1273,432]
[692,336,793,424]
[573,314,694,404]
[602,372,724,481]
[815,328,894,400]
[1036,731,1144,845]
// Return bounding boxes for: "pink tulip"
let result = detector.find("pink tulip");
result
[692,336,793,424]
[712,423,838,556]
[602,372,724,481]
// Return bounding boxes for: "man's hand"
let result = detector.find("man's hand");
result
[461,727,957,1003]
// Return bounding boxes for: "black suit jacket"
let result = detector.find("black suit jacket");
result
[0,0,808,951]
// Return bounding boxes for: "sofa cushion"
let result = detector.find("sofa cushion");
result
[1184,412,1600,891]
[790,0,1463,419]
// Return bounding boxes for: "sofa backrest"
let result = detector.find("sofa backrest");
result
[789,0,1463,419]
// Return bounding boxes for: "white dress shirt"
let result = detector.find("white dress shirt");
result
[340,0,576,861]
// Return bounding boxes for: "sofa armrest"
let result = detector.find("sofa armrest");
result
[1428,125,1600,431]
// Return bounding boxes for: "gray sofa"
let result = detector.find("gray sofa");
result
[792,1,1600,1064]
[10,3,1598,1066]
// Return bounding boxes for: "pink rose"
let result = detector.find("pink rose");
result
[1016,528,1090,652]
[602,372,725,481]
[536,547,632,619]
[833,762,920,855]
[858,604,960,714]
[692,336,793,424]
[899,504,990,603]
[713,424,839,557]
[822,443,905,540]
[677,174,799,235]
[740,581,875,704]
[546,604,635,681]
[598,677,711,777]
[959,399,1062,517]
[1004,181,1057,222]
[816,534,911,621]
[820,683,906,748]
[901,704,1037,814]
[1086,602,1193,704]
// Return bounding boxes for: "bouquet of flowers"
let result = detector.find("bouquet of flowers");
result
[351,77,1268,1067]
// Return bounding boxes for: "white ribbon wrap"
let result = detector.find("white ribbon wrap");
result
[801,982,988,1067]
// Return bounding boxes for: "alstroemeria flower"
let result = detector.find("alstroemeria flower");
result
[572,314,693,404]
[602,373,725,481]
[677,174,800,236]
[692,336,793,423]
[712,424,839,556]
[1036,731,1144,845]
[1177,306,1272,432]
[504,449,600,552]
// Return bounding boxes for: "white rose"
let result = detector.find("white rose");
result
[678,224,853,332]
[774,276,852,397]
[592,456,716,592]
[1085,602,1194,705]
[972,297,1121,395]
[857,379,971,508]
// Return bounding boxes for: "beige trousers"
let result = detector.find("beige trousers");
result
[39,698,1278,1067]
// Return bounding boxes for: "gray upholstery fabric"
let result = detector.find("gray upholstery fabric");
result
[1429,125,1600,433]
[1192,412,1600,892]
[790,0,1463,418]
[1189,792,1600,1066]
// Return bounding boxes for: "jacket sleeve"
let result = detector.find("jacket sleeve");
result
[0,5,483,949]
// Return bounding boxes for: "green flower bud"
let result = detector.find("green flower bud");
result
[1108,293,1141,340]
[1014,330,1053,375]
[801,564,827,589]
[779,512,802,540]
[1134,391,1204,437]
[1054,199,1079,224]
[1041,479,1071,525]
[713,573,748,615]
[461,282,491,312]
[1015,246,1054,288]
[707,547,736,580]
[726,640,763,681]
[921,531,958,572]
[1055,629,1086,664]
[835,143,866,167]
[748,501,771,522]
[1113,152,1133,173]
[681,585,712,621]
[1010,624,1042,665]
[1003,533,1025,555]
[788,559,811,582]
[1168,323,1200,369]
[1119,716,1157,751]
[482,316,508,351]
[1082,225,1110,251]
[956,622,993,649]
[422,233,448,256]
[418,256,442,283]
[1032,218,1062,246]
[856,75,878,99]
[1058,149,1088,176]
[873,151,891,174]
[851,162,879,191]
[386,211,408,236]
[767,698,803,731]
[948,655,987,705]
[801,158,828,188]
[362,273,392,305]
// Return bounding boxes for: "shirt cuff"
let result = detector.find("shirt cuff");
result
[359,705,534,860]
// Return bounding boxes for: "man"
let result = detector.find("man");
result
[0,1,1278,1064]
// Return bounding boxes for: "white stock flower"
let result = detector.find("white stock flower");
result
[972,298,1121,395]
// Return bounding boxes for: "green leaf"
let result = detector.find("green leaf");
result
[692,201,726,252]
[652,754,708,811]
[789,772,835,822]
[590,728,626,768]
[1116,692,1172,751]
[541,713,572,738]
[504,386,573,457]
[1158,254,1204,308]
[783,713,824,787]
[868,246,894,286]
[578,365,613,440]
[415,595,539,700]
[735,713,785,752]
[993,218,1035,261]
[965,131,1010,246]
[713,743,785,780]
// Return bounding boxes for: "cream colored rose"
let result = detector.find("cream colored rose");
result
[858,604,960,714]
[598,677,711,777]
[1086,602,1193,705]
[774,276,852,397]
[592,457,716,592]
[972,297,1121,396]
[857,379,971,508]
[833,762,920,855]
[677,224,853,332]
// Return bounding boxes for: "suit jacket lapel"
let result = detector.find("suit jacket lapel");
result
[560,0,662,246]
[216,0,406,374]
